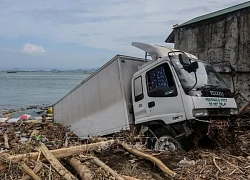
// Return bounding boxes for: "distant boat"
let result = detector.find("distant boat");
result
[7,71,17,73]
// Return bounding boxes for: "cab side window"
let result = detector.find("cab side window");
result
[134,76,144,102]
[146,63,177,97]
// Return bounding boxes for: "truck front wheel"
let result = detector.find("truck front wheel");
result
[145,126,182,152]
[154,135,182,152]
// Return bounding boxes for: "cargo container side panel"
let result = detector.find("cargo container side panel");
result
[70,100,128,137]
[83,81,92,117]
[68,94,73,125]
[71,86,84,124]
[89,75,101,115]
[62,95,71,126]
[68,59,129,137]
[54,100,63,123]
[61,97,68,126]
[120,58,145,125]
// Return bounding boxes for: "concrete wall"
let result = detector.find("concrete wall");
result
[174,8,250,100]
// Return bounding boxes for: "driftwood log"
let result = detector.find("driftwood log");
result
[21,162,41,180]
[0,140,115,170]
[116,141,177,178]
[40,143,78,180]
[68,157,92,180]
[3,133,9,149]
[90,156,124,180]
[21,161,43,180]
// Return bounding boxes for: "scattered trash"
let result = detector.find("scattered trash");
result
[177,157,196,167]
[0,118,8,123]
[7,118,20,123]
[19,137,28,143]
[0,106,249,179]
[14,131,21,137]
[19,114,33,120]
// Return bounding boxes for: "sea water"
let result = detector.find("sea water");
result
[0,71,89,110]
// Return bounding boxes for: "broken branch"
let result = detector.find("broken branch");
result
[213,156,223,173]
[116,141,177,178]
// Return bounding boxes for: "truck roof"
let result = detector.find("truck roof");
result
[132,42,197,61]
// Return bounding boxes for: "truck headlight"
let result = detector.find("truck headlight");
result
[193,109,209,117]
[230,108,238,115]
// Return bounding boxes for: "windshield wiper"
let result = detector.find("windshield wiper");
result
[198,84,220,90]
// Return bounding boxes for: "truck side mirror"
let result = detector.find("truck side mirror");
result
[187,61,199,73]
[179,54,190,65]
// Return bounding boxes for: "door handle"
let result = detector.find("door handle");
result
[148,101,155,108]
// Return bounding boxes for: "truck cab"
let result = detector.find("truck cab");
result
[131,42,238,151]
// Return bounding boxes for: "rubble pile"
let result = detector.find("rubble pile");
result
[0,114,249,179]
[175,150,250,179]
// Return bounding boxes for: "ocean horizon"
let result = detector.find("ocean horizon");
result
[0,71,89,110]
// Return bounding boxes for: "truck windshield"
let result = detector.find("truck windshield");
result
[172,59,228,90]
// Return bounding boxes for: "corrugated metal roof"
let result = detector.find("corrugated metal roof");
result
[177,1,250,28]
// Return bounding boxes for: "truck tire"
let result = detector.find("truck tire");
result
[146,127,182,152]
[154,135,182,152]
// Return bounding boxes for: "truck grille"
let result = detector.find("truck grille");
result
[208,108,230,116]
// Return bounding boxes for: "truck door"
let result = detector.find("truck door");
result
[143,62,186,124]
[132,76,147,121]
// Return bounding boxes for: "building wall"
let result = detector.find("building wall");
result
[174,8,250,101]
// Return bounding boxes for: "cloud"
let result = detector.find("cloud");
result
[21,43,45,55]
[0,0,248,68]
[1,0,248,54]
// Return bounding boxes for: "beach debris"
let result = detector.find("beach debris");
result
[68,157,93,180]
[21,161,43,180]
[177,157,195,167]
[19,114,33,120]
[3,132,9,149]
[90,156,124,180]
[39,142,78,180]
[21,161,42,180]
[7,118,20,123]
[0,108,249,179]
[0,118,8,123]
[116,140,177,178]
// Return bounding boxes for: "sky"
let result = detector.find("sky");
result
[0,0,248,70]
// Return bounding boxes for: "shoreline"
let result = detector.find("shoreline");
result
[0,104,51,118]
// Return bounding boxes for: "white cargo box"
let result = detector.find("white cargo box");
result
[53,55,145,138]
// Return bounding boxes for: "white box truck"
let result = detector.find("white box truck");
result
[53,42,238,151]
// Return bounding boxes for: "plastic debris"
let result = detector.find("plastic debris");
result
[177,157,196,167]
